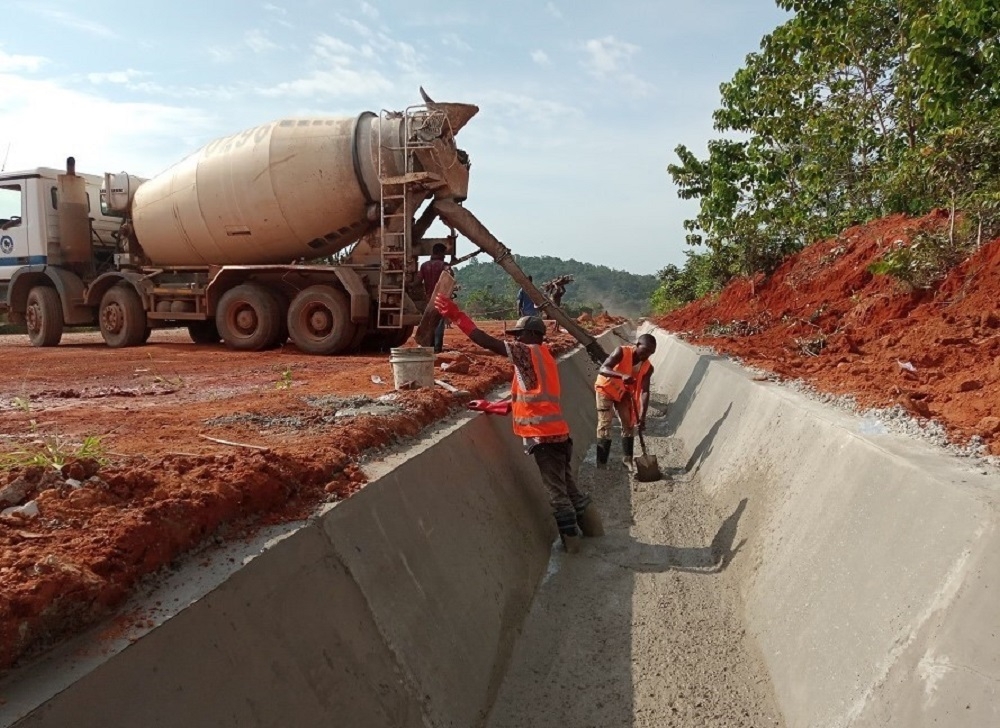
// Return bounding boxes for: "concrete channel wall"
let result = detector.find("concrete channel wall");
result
[641,323,1000,728]
[3,335,608,728]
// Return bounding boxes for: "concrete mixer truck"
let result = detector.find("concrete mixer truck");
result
[0,91,478,354]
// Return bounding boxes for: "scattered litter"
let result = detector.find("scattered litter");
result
[198,434,270,451]
[65,478,83,489]
[1,500,39,519]
[371,375,385,385]
[435,379,470,396]
[896,360,917,372]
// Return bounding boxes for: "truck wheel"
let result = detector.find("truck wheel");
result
[25,286,64,347]
[272,291,290,346]
[187,320,221,344]
[287,285,356,355]
[381,325,415,349]
[216,283,282,351]
[346,322,370,352]
[99,285,148,348]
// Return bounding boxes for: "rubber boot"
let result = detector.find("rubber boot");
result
[577,503,605,537]
[622,436,635,473]
[595,438,612,468]
[561,532,582,554]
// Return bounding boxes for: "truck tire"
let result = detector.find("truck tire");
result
[216,283,282,351]
[25,286,64,347]
[361,325,415,352]
[187,320,221,344]
[99,285,148,348]
[346,321,370,352]
[380,325,415,349]
[287,285,356,355]
[272,291,290,346]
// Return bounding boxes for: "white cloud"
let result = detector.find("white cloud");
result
[207,46,237,63]
[475,90,581,129]
[245,30,279,54]
[0,73,216,176]
[530,50,550,66]
[545,2,563,19]
[338,16,375,40]
[442,34,472,52]
[360,2,379,20]
[584,36,638,76]
[262,3,293,29]
[0,47,46,74]
[582,36,654,97]
[32,8,116,38]
[257,35,392,98]
[87,69,145,85]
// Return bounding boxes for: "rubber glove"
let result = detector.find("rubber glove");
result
[435,293,476,335]
[466,400,512,416]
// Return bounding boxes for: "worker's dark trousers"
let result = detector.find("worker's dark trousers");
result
[433,318,446,353]
[531,438,590,537]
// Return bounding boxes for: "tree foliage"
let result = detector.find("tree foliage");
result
[455,255,658,319]
[655,0,1000,310]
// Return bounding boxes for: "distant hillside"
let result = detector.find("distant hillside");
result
[454,255,656,319]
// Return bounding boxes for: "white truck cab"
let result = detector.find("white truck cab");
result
[0,165,125,343]
[1,167,122,285]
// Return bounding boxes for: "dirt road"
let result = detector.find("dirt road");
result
[486,401,783,727]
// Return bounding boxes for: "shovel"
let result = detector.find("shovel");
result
[629,398,661,482]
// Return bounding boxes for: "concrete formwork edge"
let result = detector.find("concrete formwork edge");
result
[640,323,1000,728]
[3,331,610,728]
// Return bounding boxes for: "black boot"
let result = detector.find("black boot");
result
[555,512,581,553]
[622,436,635,473]
[596,438,612,468]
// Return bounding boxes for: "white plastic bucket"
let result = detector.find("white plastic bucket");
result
[389,346,436,390]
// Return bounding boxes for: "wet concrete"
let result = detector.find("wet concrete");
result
[485,401,784,727]
[3,324,998,727]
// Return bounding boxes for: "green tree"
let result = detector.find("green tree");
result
[667,0,1000,294]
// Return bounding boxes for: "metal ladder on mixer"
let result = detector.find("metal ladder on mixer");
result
[375,106,445,329]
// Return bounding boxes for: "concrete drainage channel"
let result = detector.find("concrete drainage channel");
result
[2,325,998,727]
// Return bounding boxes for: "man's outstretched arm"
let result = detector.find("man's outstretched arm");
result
[435,294,507,356]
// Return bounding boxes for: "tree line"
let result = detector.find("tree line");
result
[455,255,659,320]
[652,0,1000,311]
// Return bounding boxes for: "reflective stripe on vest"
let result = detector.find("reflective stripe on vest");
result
[595,346,650,409]
[511,344,570,438]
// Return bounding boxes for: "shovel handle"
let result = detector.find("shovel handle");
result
[627,397,649,455]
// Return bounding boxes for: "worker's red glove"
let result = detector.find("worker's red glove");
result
[435,293,476,335]
[466,400,511,416]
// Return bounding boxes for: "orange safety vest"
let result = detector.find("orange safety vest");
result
[595,346,651,409]
[510,344,570,438]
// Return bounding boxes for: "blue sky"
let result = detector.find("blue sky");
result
[0,0,788,275]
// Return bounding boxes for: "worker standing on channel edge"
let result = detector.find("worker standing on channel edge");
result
[419,243,452,353]
[435,294,603,553]
[594,334,657,471]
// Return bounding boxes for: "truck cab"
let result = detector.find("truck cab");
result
[0,166,123,341]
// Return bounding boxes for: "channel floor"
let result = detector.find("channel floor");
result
[485,402,785,728]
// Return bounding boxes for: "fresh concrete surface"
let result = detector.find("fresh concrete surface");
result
[640,322,1000,728]
[484,399,784,727]
[3,324,997,727]
[0,334,609,728]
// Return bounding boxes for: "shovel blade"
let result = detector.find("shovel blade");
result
[634,455,661,482]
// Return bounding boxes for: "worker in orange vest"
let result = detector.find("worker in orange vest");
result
[594,334,657,471]
[435,294,603,553]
